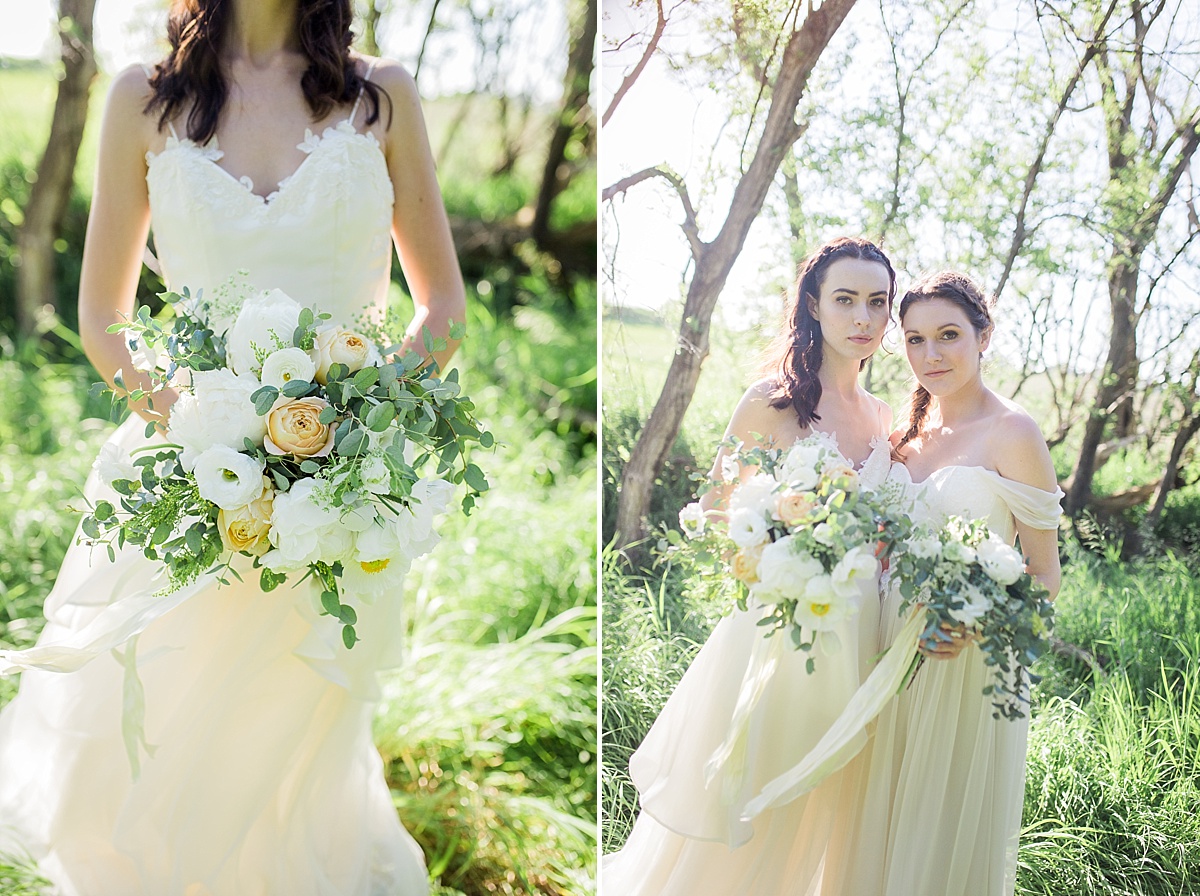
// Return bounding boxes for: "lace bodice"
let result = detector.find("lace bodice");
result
[145,106,394,322]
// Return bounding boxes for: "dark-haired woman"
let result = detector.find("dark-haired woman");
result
[846,272,1062,896]
[604,237,899,894]
[0,1,461,893]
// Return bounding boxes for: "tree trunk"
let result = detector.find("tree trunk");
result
[15,0,97,339]
[613,0,859,552]
[358,0,382,56]
[1144,410,1200,529]
[531,0,597,248]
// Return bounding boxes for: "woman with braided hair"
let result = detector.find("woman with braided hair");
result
[845,271,1063,895]
[604,236,900,894]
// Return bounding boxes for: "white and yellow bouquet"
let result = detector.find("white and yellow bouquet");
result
[891,516,1054,719]
[83,283,491,649]
[676,432,911,672]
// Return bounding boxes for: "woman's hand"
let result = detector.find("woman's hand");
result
[919,623,976,660]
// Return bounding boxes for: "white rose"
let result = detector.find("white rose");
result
[728,507,770,548]
[756,536,822,593]
[192,445,266,509]
[262,478,352,570]
[360,453,393,495]
[778,443,822,490]
[831,544,878,598]
[678,502,706,538]
[226,288,304,375]
[260,346,317,388]
[976,537,1025,585]
[167,369,268,470]
[947,582,992,627]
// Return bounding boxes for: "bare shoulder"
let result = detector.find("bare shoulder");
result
[991,398,1058,491]
[362,57,421,114]
[726,379,796,449]
[99,64,159,153]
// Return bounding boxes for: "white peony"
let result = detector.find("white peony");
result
[947,582,992,627]
[777,442,823,490]
[359,453,393,495]
[976,537,1025,585]
[167,369,268,470]
[728,507,770,548]
[226,288,304,375]
[678,502,706,538]
[192,445,266,509]
[262,478,352,571]
[756,536,822,594]
[260,346,317,388]
[831,545,878,599]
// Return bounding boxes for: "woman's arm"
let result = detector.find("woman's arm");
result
[997,413,1063,599]
[372,59,466,374]
[77,66,171,427]
[699,381,788,515]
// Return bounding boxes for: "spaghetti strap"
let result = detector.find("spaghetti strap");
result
[347,58,380,125]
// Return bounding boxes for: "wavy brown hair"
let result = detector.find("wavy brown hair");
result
[762,236,896,427]
[145,0,388,144]
[894,271,994,454]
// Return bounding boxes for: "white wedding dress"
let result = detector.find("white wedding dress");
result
[603,436,896,896]
[846,465,1063,896]
[0,80,430,896]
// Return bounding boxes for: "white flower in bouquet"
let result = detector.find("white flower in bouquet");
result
[95,441,140,485]
[227,288,304,375]
[729,473,778,515]
[756,536,822,594]
[718,454,740,482]
[341,520,411,600]
[260,346,317,388]
[795,573,854,631]
[812,521,838,546]
[192,445,267,509]
[313,325,382,385]
[831,544,877,599]
[678,502,706,538]
[167,369,269,470]
[947,581,992,627]
[263,478,353,571]
[359,453,393,495]
[728,506,770,548]
[393,478,454,557]
[777,442,823,490]
[908,534,942,560]
[127,337,162,373]
[942,539,977,565]
[976,537,1024,585]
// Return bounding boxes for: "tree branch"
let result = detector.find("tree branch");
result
[603,0,669,127]
[603,166,704,261]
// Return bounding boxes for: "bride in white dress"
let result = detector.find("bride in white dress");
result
[604,236,900,895]
[847,271,1063,895]
[0,1,463,893]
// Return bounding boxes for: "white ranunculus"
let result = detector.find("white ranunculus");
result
[226,288,304,375]
[678,502,706,538]
[166,369,268,470]
[95,441,140,485]
[260,346,317,388]
[359,453,393,495]
[831,544,878,598]
[948,582,992,626]
[756,536,822,594]
[730,474,778,516]
[262,478,352,571]
[728,507,770,548]
[192,445,266,509]
[976,537,1025,585]
[778,442,823,490]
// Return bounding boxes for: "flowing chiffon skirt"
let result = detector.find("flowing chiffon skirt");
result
[0,417,429,896]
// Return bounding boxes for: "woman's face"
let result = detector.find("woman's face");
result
[901,297,991,397]
[807,258,891,364]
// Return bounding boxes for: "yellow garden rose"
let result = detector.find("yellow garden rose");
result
[774,490,816,526]
[265,396,337,458]
[218,480,274,555]
[313,326,374,384]
[732,544,764,585]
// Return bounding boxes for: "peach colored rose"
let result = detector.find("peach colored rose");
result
[313,326,375,385]
[824,464,859,492]
[774,490,815,526]
[218,480,274,555]
[732,544,764,585]
[265,397,337,458]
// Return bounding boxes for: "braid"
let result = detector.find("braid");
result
[894,385,932,456]
[761,236,897,427]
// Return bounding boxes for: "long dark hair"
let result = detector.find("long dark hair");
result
[762,236,896,427]
[145,0,388,144]
[894,271,994,453]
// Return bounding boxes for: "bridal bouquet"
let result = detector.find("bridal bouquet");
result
[82,284,491,648]
[891,516,1054,719]
[676,432,911,672]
